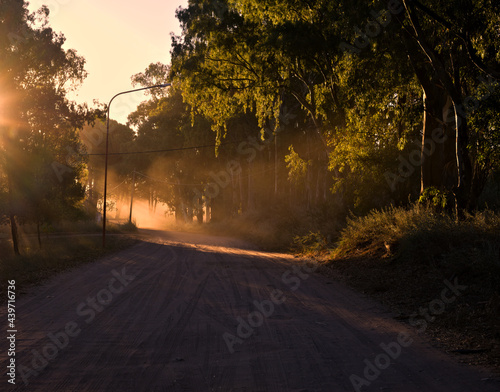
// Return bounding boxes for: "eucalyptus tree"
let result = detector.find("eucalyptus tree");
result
[170,0,420,212]
[0,0,93,254]
[170,0,499,216]
[395,0,500,211]
[171,0,349,207]
[128,65,217,221]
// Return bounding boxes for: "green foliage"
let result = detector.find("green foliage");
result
[0,1,97,253]
[125,75,223,219]
[292,231,328,254]
[168,0,500,217]
[334,207,418,258]
[468,77,500,172]
[171,0,348,144]
[478,171,500,210]
[334,206,500,269]
[4,0,498,254]
[285,146,309,185]
[418,186,452,212]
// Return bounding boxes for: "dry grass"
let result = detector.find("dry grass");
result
[333,206,499,261]
[319,206,500,373]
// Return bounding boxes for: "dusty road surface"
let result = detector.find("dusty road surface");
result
[1,229,498,391]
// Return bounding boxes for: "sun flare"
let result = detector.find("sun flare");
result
[0,78,21,131]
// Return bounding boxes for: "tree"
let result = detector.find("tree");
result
[171,0,416,213]
[80,118,134,220]
[128,74,221,222]
[171,0,345,208]
[0,1,93,254]
[397,0,500,212]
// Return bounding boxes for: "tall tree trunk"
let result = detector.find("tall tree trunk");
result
[420,83,457,192]
[274,131,279,197]
[6,163,20,255]
[403,0,474,213]
[206,197,211,223]
[407,43,456,194]
[468,160,490,211]
[210,192,222,223]
[453,105,473,213]
[129,170,136,224]
[196,196,204,224]
[115,192,123,219]
[9,214,20,256]
[87,174,99,219]
[186,204,193,223]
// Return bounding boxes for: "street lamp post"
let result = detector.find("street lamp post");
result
[102,83,171,248]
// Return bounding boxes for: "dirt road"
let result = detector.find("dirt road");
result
[1,230,498,391]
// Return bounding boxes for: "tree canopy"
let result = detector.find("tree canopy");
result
[168,0,500,216]
[1,0,499,255]
[0,0,95,253]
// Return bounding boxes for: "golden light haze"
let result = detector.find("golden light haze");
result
[26,0,188,124]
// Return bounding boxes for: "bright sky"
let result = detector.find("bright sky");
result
[27,0,188,125]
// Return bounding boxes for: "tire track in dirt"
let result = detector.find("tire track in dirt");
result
[1,230,499,391]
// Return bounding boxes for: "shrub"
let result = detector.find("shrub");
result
[292,231,328,254]
[333,206,500,268]
[418,186,453,213]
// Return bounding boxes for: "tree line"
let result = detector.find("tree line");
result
[1,0,499,255]
[0,0,96,255]
[143,0,500,222]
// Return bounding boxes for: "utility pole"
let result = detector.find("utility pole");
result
[102,83,170,247]
[129,170,136,224]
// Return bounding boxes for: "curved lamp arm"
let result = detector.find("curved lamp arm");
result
[102,83,171,248]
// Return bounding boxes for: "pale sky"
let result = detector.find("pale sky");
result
[27,0,188,124]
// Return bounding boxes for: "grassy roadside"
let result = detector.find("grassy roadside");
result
[0,228,139,303]
[295,206,500,373]
[140,205,500,374]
